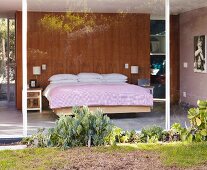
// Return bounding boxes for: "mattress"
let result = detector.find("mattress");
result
[43,83,153,109]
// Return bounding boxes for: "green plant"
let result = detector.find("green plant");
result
[188,100,207,141]
[47,106,113,149]
[140,126,164,143]
[105,129,141,144]
[126,130,141,143]
[167,123,192,142]
[104,126,122,145]
[22,128,48,147]
[22,107,113,149]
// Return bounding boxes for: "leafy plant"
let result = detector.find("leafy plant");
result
[140,126,164,143]
[22,128,48,148]
[22,107,113,149]
[167,123,192,142]
[47,106,113,149]
[188,100,207,141]
[104,126,122,145]
[127,130,141,143]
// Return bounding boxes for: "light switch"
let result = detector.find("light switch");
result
[42,64,46,70]
[125,63,129,69]
[183,62,188,68]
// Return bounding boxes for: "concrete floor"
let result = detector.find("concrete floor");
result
[0,102,190,137]
[111,102,190,131]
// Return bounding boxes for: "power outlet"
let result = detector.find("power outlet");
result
[125,63,129,69]
[183,62,188,68]
[183,92,187,98]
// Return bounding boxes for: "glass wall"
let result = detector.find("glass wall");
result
[26,0,167,135]
[0,18,21,137]
[0,18,15,105]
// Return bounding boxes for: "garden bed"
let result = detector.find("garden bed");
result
[0,143,206,170]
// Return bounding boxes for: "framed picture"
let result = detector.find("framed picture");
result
[29,79,37,88]
[194,35,207,73]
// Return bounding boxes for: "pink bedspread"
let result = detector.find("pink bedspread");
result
[44,83,153,109]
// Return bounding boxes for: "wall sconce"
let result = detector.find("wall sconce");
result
[131,66,139,74]
[131,66,139,84]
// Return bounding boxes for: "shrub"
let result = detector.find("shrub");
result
[47,106,113,149]
[166,100,207,143]
[22,106,114,149]
[187,100,207,141]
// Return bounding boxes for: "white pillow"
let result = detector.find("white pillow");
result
[49,74,78,81]
[104,79,127,83]
[78,78,103,83]
[102,73,127,80]
[78,73,103,79]
[50,79,78,84]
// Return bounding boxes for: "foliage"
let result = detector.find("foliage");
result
[39,12,128,35]
[22,99,207,150]
[187,100,207,141]
[0,18,15,83]
[126,130,141,143]
[22,107,113,149]
[166,123,192,142]
[140,126,164,143]
[105,129,141,145]
[39,13,96,33]
[21,128,48,148]
[104,126,122,145]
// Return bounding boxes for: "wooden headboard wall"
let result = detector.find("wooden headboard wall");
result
[16,11,151,109]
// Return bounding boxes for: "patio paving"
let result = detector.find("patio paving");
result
[0,102,190,137]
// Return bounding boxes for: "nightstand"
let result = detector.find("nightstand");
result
[27,88,42,113]
[140,85,154,95]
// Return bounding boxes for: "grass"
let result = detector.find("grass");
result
[104,142,207,168]
[0,148,67,170]
[0,142,207,169]
[156,142,207,167]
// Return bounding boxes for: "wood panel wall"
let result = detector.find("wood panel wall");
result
[16,12,150,109]
[16,11,22,110]
[170,15,180,103]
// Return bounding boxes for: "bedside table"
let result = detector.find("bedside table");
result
[140,85,154,95]
[27,88,42,113]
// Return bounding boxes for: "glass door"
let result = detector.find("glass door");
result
[0,18,16,106]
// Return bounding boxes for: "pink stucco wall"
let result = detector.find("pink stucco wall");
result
[180,7,207,105]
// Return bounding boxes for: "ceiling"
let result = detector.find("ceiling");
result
[1,0,207,16]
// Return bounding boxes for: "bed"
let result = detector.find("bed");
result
[43,83,153,116]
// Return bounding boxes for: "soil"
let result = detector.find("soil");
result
[50,147,203,170]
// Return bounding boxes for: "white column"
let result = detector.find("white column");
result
[22,0,28,136]
[165,0,171,130]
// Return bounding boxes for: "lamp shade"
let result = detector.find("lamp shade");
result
[131,66,139,74]
[33,66,41,75]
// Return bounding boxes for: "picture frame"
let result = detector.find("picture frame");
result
[194,35,207,73]
[29,79,37,88]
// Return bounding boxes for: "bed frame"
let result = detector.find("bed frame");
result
[53,106,151,116]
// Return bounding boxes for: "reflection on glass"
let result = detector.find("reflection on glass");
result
[0,18,15,102]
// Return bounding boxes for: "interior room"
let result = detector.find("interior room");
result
[0,0,207,137]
